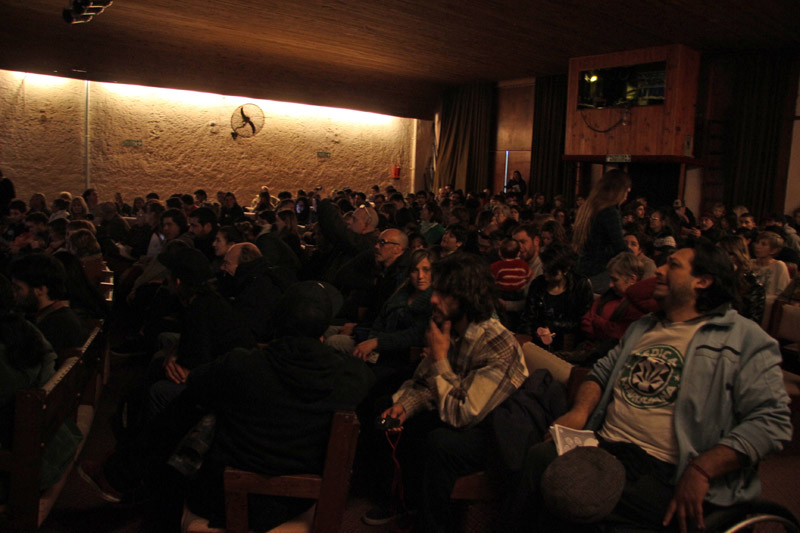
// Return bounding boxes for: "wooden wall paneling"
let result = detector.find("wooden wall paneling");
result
[608,107,634,154]
[666,45,700,156]
[494,80,534,194]
[492,151,508,194]
[697,58,735,211]
[640,107,664,155]
[565,45,700,157]
[565,67,581,154]
[575,108,609,154]
[496,82,535,151]
[606,109,621,153]
[660,46,680,155]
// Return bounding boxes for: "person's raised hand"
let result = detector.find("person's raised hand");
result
[426,319,451,361]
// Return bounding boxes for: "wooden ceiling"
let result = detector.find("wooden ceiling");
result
[1,1,798,119]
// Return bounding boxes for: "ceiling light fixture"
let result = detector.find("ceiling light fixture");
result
[63,0,112,24]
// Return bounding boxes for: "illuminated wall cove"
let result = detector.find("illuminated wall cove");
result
[0,70,428,202]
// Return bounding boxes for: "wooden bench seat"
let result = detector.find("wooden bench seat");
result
[0,320,105,531]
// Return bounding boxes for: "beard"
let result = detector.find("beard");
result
[658,283,695,315]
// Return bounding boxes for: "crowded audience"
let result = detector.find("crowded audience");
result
[0,174,796,531]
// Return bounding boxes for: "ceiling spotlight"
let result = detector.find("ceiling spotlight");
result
[63,0,112,24]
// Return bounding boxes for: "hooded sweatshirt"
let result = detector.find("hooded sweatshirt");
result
[185,336,374,475]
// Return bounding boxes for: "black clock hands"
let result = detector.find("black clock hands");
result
[239,107,256,135]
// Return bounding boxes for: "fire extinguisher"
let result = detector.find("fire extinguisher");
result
[392,163,401,179]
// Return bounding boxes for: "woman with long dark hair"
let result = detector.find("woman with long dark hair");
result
[572,169,631,291]
[70,196,92,221]
[325,248,434,362]
[218,192,245,226]
[349,248,437,373]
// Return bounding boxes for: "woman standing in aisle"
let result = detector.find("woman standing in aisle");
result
[572,169,631,292]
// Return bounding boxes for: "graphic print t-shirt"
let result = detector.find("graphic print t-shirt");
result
[598,318,707,464]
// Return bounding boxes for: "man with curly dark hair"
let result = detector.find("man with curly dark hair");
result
[364,252,528,530]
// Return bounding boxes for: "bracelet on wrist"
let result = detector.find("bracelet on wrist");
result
[688,461,711,481]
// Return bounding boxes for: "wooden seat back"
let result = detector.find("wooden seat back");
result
[0,320,104,531]
[223,411,360,533]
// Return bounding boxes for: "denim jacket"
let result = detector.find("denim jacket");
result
[585,307,792,506]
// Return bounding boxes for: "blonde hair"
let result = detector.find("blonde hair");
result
[572,169,631,251]
[757,231,784,252]
[493,204,512,218]
[606,251,644,280]
[717,235,752,272]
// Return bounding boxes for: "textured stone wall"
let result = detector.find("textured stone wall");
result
[0,70,429,206]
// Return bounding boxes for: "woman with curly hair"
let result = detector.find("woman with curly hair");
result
[67,228,107,290]
[717,235,765,324]
[539,219,567,250]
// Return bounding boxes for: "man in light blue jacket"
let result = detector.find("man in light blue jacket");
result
[520,241,792,532]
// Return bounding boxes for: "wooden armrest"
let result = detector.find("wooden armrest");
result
[224,469,322,499]
[515,334,533,345]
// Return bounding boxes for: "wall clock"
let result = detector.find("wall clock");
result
[230,104,265,139]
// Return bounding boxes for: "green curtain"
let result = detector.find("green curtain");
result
[435,83,494,193]
[531,74,570,201]
[726,53,797,216]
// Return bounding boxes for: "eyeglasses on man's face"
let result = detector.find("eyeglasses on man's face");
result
[378,239,401,247]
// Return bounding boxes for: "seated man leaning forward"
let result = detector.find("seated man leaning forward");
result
[517,241,792,532]
[367,252,528,531]
[79,280,374,530]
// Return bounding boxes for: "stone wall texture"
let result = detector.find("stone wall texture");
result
[0,70,430,206]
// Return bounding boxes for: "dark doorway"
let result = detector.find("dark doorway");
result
[627,163,679,210]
